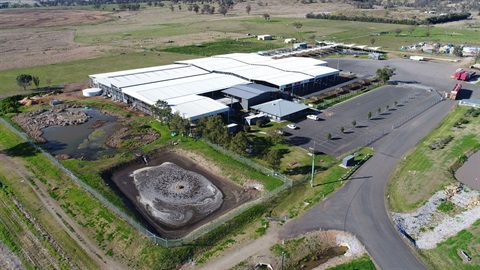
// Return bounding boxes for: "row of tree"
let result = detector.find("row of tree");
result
[306,12,471,25]
[150,99,284,170]
[16,74,42,91]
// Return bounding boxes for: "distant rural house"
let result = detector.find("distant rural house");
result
[258,35,273,41]
[285,38,296,44]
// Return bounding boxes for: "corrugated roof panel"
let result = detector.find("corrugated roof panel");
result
[251,99,309,117]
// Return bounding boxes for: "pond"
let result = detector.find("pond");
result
[42,108,121,160]
[455,151,480,190]
[109,151,257,239]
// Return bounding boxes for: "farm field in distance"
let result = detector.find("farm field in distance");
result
[1,1,480,269]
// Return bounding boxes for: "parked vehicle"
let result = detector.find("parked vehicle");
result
[306,114,320,121]
[287,124,298,130]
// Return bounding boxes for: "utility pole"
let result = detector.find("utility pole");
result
[310,141,315,188]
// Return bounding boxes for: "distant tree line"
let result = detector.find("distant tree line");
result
[423,12,471,24]
[306,11,470,25]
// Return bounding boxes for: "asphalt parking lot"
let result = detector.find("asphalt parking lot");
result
[284,58,480,156]
[284,85,441,156]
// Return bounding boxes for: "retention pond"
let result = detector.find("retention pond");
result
[109,151,257,239]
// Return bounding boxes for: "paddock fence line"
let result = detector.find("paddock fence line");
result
[0,118,177,247]
[1,118,296,247]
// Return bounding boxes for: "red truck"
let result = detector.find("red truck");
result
[453,69,476,81]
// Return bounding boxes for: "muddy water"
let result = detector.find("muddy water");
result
[110,151,257,239]
[297,246,348,269]
[42,108,120,159]
[455,151,480,190]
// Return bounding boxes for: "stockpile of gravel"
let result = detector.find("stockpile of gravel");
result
[392,189,480,249]
[336,233,366,257]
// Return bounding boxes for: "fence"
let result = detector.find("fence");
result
[1,118,296,247]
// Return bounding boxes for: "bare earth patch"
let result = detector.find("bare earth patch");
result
[0,9,111,29]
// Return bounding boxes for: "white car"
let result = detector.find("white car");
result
[307,114,319,121]
[286,124,298,130]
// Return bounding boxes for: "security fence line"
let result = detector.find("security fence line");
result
[1,118,296,247]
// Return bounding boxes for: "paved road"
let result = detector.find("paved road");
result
[279,59,480,269]
[280,99,455,270]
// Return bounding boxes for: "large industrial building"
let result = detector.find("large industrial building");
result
[89,53,339,121]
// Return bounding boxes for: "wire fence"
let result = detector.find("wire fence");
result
[1,118,295,247]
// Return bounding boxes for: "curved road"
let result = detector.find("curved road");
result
[280,100,454,269]
[279,58,478,269]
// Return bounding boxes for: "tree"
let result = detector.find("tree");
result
[16,74,33,91]
[367,111,372,119]
[169,4,174,12]
[352,120,357,128]
[340,126,345,134]
[425,24,432,38]
[370,37,376,47]
[219,5,228,16]
[377,107,381,114]
[32,76,40,89]
[394,100,398,107]
[256,118,266,128]
[264,148,282,171]
[198,115,228,145]
[394,28,402,36]
[376,66,396,83]
[230,132,249,155]
[407,25,416,36]
[292,21,303,29]
[453,45,463,57]
[151,100,172,127]
[263,13,270,20]
[170,112,189,136]
[385,105,390,111]
[193,4,199,14]
[268,129,283,144]
[326,132,332,140]
[245,4,251,15]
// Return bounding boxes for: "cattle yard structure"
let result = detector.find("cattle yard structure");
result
[90,53,339,121]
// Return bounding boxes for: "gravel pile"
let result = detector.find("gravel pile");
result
[392,189,480,249]
[336,232,366,257]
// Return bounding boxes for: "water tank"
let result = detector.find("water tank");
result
[82,88,102,97]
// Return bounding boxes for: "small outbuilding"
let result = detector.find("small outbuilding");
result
[341,155,355,167]
[285,38,297,44]
[293,43,307,50]
[258,35,273,41]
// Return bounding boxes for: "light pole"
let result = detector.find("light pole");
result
[281,251,285,270]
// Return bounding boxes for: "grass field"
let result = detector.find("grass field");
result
[387,105,480,212]
[2,7,479,98]
[421,220,480,269]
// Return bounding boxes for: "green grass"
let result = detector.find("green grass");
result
[326,255,376,270]
[387,105,480,212]
[0,51,194,97]
[421,220,480,270]
[438,201,454,213]
[161,38,284,56]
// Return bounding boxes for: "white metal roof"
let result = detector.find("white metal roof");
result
[122,73,249,105]
[176,57,245,71]
[169,95,229,121]
[177,54,336,87]
[91,65,209,88]
[251,99,309,118]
